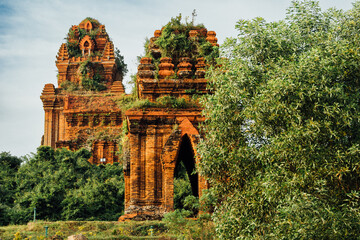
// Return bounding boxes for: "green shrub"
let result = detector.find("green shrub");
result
[163,210,215,239]
[6,147,124,225]
[60,81,79,91]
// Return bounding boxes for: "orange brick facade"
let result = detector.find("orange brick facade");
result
[122,27,219,219]
[41,19,125,164]
[41,19,219,219]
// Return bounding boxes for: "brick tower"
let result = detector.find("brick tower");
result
[41,18,220,220]
[121,26,220,219]
[40,18,126,164]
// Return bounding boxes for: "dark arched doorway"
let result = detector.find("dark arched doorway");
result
[173,134,198,210]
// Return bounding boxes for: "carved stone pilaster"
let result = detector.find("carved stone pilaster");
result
[177,57,192,79]
[137,57,155,79]
[158,57,174,79]
[195,57,206,79]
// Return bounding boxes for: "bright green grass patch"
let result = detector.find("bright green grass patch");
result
[0,220,173,240]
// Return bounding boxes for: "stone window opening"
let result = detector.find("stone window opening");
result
[86,22,91,32]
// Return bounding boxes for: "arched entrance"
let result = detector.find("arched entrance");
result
[173,134,199,210]
[161,118,206,213]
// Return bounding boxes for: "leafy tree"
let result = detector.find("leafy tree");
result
[0,152,22,225]
[198,1,360,239]
[115,47,128,79]
[0,152,21,205]
[173,161,193,211]
[8,146,124,225]
[61,163,125,221]
[173,160,200,217]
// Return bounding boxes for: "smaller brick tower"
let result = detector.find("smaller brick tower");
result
[41,18,126,164]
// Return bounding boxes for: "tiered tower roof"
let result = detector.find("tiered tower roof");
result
[136,24,219,100]
[55,18,125,91]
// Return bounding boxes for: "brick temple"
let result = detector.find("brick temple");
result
[41,18,219,219]
[40,18,125,164]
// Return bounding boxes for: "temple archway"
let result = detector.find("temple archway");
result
[174,134,198,196]
[159,118,206,213]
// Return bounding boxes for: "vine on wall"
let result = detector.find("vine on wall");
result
[78,59,107,91]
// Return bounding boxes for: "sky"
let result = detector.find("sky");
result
[0,0,355,157]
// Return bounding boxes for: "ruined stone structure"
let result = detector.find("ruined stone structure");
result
[41,18,125,164]
[41,18,219,219]
[122,27,219,219]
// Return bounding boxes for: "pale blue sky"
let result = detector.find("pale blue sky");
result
[0,0,354,157]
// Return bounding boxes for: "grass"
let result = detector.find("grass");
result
[0,220,176,240]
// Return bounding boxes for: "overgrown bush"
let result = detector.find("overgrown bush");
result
[115,95,197,111]
[60,81,78,91]
[154,14,218,64]
[163,210,215,240]
[0,146,124,226]
[0,152,22,226]
[78,60,106,91]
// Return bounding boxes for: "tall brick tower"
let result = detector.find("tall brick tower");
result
[121,25,220,219]
[40,18,126,164]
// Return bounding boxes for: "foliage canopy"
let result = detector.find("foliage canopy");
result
[0,147,124,226]
[198,1,360,239]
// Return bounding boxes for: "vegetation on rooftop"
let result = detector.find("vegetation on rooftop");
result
[78,59,107,91]
[115,95,199,112]
[142,11,219,77]
[155,14,218,63]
